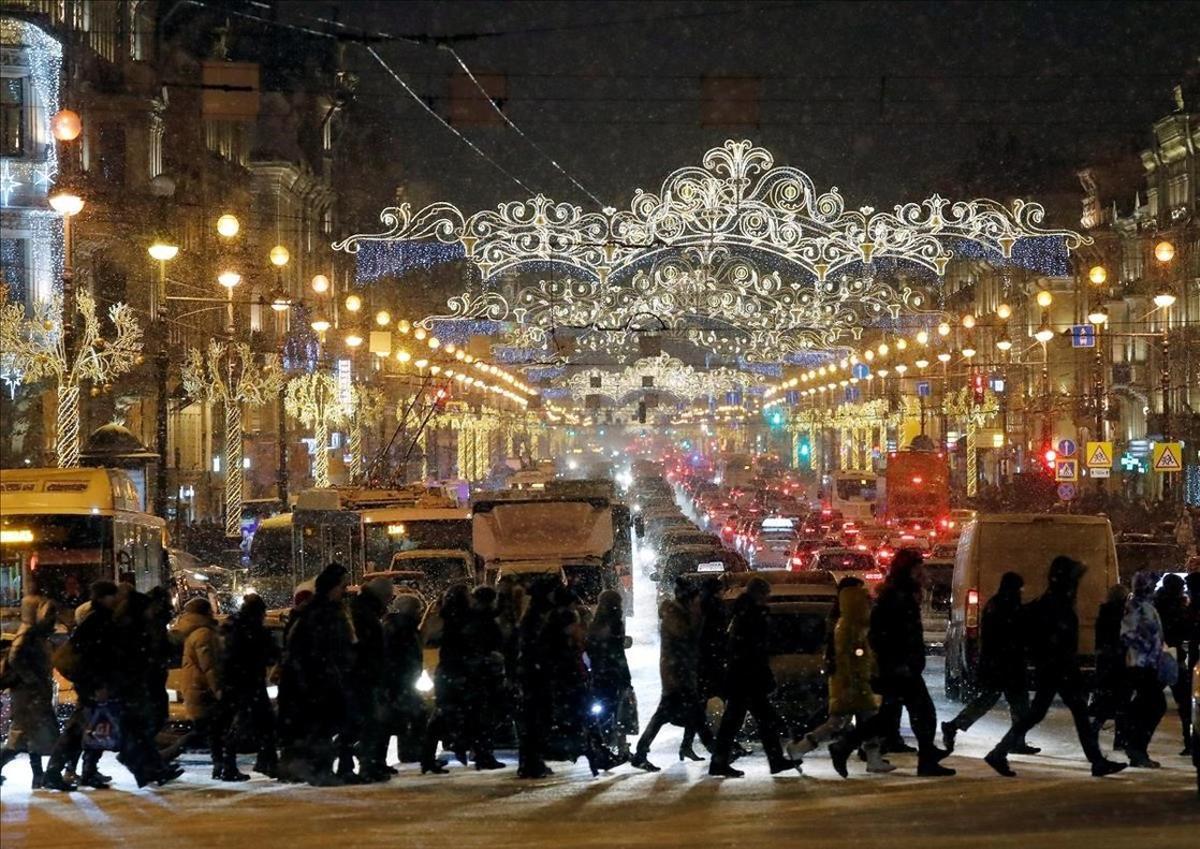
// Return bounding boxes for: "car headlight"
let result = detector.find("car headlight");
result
[415,669,434,693]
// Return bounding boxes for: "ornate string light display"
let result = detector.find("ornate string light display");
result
[336,139,1085,283]
[284,372,347,490]
[339,139,1084,376]
[0,292,142,467]
[563,353,765,404]
[346,383,387,483]
[182,342,284,537]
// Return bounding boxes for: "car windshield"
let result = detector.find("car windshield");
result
[766,610,829,654]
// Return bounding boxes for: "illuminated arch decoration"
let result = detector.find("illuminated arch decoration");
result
[335,139,1088,284]
[564,353,765,404]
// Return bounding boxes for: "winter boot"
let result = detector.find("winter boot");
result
[984,750,1016,777]
[864,742,896,774]
[708,761,744,778]
[1126,749,1160,769]
[827,740,851,778]
[1091,758,1127,777]
[221,751,251,782]
[940,721,958,753]
[40,770,78,792]
[630,751,661,772]
[28,754,44,789]
[678,744,705,762]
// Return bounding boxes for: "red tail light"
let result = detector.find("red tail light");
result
[966,588,980,636]
[865,571,883,581]
[790,556,805,570]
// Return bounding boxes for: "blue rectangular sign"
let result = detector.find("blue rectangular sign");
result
[1070,325,1095,348]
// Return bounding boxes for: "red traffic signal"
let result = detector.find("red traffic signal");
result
[1042,447,1057,472]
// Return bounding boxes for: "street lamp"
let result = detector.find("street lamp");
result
[311,274,330,294]
[1035,290,1053,308]
[311,316,331,334]
[1153,289,1177,309]
[1154,240,1175,263]
[1088,265,1108,285]
[270,290,290,312]
[1088,305,1109,325]
[51,108,82,142]
[216,214,240,238]
[345,294,362,313]
[345,330,364,349]
[218,270,242,289]
[48,187,84,216]
[996,335,1013,352]
[1034,324,1055,343]
[147,238,178,521]
[269,244,290,267]
[996,303,1012,320]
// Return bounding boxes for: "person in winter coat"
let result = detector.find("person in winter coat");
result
[45,581,177,790]
[631,578,715,771]
[869,550,953,776]
[462,586,507,769]
[986,556,1126,778]
[276,563,355,785]
[1090,584,1132,750]
[175,597,246,780]
[1182,572,1200,756]
[696,577,728,708]
[144,586,174,738]
[587,589,637,759]
[1121,570,1168,768]
[788,583,894,776]
[709,577,795,778]
[516,576,557,779]
[1155,574,1191,754]
[0,595,60,787]
[340,577,393,782]
[381,594,428,764]
[112,589,176,786]
[220,593,279,777]
[942,572,1037,754]
[421,584,473,773]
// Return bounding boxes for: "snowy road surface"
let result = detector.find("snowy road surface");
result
[2,540,1197,849]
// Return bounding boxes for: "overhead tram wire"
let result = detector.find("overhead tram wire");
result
[442,44,605,207]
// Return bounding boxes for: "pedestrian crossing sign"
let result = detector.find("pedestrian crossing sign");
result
[1055,458,1078,482]
[1085,441,1112,469]
[1151,442,1183,473]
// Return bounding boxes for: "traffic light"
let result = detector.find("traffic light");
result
[432,386,449,411]
[1041,446,1057,474]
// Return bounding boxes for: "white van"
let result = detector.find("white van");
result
[943,513,1119,701]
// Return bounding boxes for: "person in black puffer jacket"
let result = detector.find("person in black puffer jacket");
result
[382,594,428,765]
[341,578,393,782]
[220,593,280,777]
[870,550,953,776]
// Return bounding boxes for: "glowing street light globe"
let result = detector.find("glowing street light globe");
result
[52,109,82,141]
[896,338,907,350]
[996,335,1013,352]
[269,244,290,267]
[375,310,391,326]
[1034,324,1055,343]
[344,294,362,313]
[147,241,179,261]
[344,331,364,349]
[937,322,951,337]
[1153,289,1177,309]
[996,303,1012,319]
[217,270,242,289]
[1088,265,1108,285]
[1154,240,1175,263]
[915,358,930,369]
[962,314,976,329]
[48,189,84,216]
[937,351,951,363]
[216,214,240,238]
[916,330,929,345]
[270,290,290,312]
[311,316,331,333]
[1035,290,1053,308]
[1088,306,1108,325]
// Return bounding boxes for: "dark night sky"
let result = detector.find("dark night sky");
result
[290,0,1200,227]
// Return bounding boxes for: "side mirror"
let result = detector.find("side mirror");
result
[623,635,633,649]
[649,572,660,583]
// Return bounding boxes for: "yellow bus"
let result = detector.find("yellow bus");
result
[0,467,167,626]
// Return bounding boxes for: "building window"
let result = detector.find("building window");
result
[148,115,163,177]
[98,123,126,187]
[0,237,29,305]
[1,77,25,157]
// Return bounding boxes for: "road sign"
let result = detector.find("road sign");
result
[1057,483,1077,500]
[852,363,870,380]
[1089,468,1111,479]
[916,381,931,397]
[1151,442,1183,473]
[1070,324,1096,348]
[1055,458,1078,482]
[1057,438,1077,457]
[1085,441,1112,468]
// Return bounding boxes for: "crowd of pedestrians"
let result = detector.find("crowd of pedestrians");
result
[1,552,1197,790]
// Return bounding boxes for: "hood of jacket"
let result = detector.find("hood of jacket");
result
[174,610,217,640]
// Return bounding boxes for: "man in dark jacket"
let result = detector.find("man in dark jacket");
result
[986,556,1127,778]
[342,577,393,781]
[1155,574,1191,753]
[631,578,715,772]
[277,563,355,785]
[1089,583,1131,749]
[942,572,1038,754]
[382,594,428,764]
[463,586,506,769]
[709,577,794,777]
[43,581,123,790]
[870,550,954,776]
[220,593,280,777]
[516,577,557,779]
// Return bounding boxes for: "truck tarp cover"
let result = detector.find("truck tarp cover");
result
[473,500,614,563]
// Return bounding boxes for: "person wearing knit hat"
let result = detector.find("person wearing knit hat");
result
[0,595,59,787]
[314,562,350,600]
